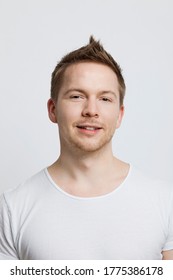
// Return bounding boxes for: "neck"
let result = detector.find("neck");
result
[48,144,129,197]
[57,143,116,177]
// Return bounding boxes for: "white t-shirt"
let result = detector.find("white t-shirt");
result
[0,166,173,260]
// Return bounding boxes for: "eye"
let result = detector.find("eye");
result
[70,95,80,99]
[101,97,112,102]
[70,95,84,100]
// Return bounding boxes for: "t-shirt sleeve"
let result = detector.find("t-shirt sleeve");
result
[0,194,19,259]
[162,188,173,251]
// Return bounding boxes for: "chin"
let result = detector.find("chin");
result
[72,139,112,153]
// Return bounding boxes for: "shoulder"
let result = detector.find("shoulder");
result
[130,165,173,192]
[2,168,48,211]
[130,165,173,210]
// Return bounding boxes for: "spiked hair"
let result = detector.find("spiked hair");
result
[51,36,126,106]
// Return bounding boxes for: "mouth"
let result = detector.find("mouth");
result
[77,126,101,130]
[76,125,102,134]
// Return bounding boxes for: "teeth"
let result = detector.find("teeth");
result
[78,126,97,130]
[85,127,96,130]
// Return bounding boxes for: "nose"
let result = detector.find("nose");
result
[81,98,99,118]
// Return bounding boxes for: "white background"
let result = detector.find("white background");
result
[0,0,172,194]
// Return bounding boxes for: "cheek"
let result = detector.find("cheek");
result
[103,109,117,122]
[105,110,121,130]
[56,105,80,126]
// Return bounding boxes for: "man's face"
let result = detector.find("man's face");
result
[48,62,124,153]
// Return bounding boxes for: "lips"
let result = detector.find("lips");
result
[76,124,102,130]
[76,124,102,134]
[77,126,101,131]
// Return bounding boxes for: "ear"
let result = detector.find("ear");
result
[47,98,58,123]
[116,105,124,129]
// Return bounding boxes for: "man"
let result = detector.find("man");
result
[0,37,173,260]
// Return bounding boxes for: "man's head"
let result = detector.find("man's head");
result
[48,37,125,154]
[51,36,126,106]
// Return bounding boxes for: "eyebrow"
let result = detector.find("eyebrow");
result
[64,88,85,95]
[64,88,118,98]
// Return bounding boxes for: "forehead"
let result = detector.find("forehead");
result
[61,62,119,90]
